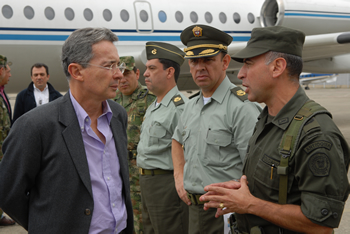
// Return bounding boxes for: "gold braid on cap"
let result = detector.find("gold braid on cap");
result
[184,44,227,52]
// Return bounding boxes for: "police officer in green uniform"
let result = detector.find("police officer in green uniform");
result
[172,25,261,234]
[113,56,156,234]
[137,42,189,234]
[200,26,350,234]
[0,55,15,226]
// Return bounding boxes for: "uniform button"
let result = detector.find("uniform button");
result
[333,212,339,219]
[107,177,110,180]
[112,203,115,207]
[321,208,329,216]
[84,209,91,216]
[182,131,186,136]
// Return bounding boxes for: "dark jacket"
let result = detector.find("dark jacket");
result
[0,93,134,233]
[13,82,62,123]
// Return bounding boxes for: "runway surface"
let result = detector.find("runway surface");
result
[1,88,349,233]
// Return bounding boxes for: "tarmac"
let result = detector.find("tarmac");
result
[1,87,350,233]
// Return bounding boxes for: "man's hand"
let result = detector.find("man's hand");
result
[174,172,191,205]
[200,175,253,217]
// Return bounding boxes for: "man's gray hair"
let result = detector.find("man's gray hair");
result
[61,27,119,81]
[265,51,303,80]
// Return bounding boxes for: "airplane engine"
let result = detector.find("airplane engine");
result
[260,0,350,36]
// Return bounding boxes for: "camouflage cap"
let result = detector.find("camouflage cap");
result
[120,56,135,71]
[232,26,305,63]
[0,55,7,66]
[145,42,185,66]
[180,24,233,59]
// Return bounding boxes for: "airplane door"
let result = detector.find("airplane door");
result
[134,1,154,33]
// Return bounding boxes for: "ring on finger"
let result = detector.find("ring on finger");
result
[219,202,225,209]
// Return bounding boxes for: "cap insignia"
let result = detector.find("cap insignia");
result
[192,26,203,37]
[199,49,215,55]
[174,97,182,102]
[152,49,157,54]
[236,90,246,96]
[186,51,194,56]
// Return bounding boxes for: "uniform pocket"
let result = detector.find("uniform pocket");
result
[204,129,232,165]
[148,122,167,146]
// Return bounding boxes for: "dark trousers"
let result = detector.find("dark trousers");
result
[140,173,189,234]
[189,204,224,234]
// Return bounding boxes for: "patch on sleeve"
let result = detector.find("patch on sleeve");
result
[304,140,332,154]
[308,153,331,177]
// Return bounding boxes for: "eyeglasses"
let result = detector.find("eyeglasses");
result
[81,62,126,75]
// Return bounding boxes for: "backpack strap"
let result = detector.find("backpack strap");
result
[277,100,331,204]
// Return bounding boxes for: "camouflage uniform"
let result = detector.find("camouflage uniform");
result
[114,81,155,234]
[0,55,11,219]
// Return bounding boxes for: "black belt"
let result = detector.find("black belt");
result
[187,192,207,205]
[139,168,173,176]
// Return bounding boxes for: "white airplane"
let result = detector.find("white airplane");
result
[299,73,338,89]
[1,0,350,93]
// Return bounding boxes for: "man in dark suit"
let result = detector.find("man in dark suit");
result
[13,63,62,123]
[0,28,134,233]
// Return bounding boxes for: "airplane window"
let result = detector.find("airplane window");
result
[175,11,183,23]
[2,5,13,19]
[158,10,167,23]
[205,12,213,23]
[103,9,112,22]
[233,12,240,24]
[219,12,227,24]
[190,11,198,23]
[120,9,129,22]
[24,6,35,20]
[140,10,148,22]
[65,8,75,21]
[248,13,255,24]
[84,8,93,21]
[45,7,55,20]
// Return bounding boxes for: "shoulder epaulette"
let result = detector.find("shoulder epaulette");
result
[189,91,200,99]
[172,95,185,106]
[230,87,248,102]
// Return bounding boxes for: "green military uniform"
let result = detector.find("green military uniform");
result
[0,98,10,161]
[0,55,11,220]
[176,24,262,233]
[114,80,155,234]
[173,77,261,233]
[229,26,350,233]
[235,87,350,233]
[137,86,189,234]
[137,41,189,234]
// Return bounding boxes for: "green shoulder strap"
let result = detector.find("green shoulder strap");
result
[278,100,331,204]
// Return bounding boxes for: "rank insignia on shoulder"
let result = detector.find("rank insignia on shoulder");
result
[192,26,203,37]
[236,90,246,96]
[152,49,157,54]
[174,97,182,102]
[231,87,248,102]
[172,95,185,106]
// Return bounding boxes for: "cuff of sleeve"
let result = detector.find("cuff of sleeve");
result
[301,192,344,228]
